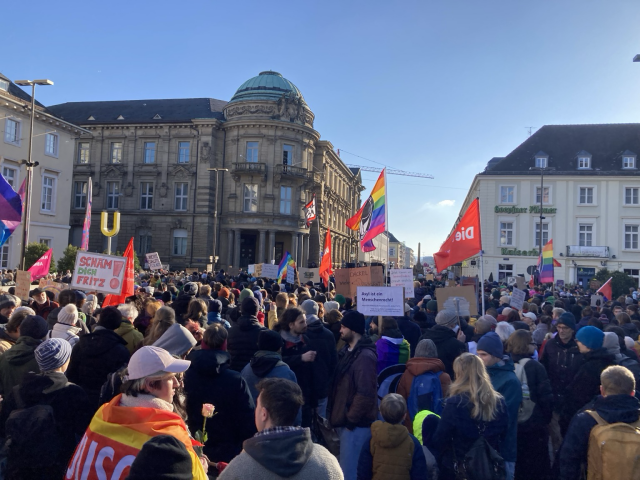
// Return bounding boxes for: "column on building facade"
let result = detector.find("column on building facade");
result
[290,232,298,263]
[233,228,241,268]
[297,233,303,267]
[302,234,309,267]
[268,230,276,263]
[226,230,234,267]
[258,230,266,264]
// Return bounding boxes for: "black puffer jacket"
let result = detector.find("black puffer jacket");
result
[419,326,466,378]
[539,334,583,411]
[66,328,130,412]
[227,314,266,372]
[305,320,338,400]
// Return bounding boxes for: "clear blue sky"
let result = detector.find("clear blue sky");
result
[4,0,640,259]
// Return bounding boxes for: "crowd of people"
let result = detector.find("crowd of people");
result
[0,267,639,480]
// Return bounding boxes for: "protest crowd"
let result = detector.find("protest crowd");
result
[1,265,640,480]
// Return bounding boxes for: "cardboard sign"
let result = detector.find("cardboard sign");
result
[71,251,127,294]
[38,279,70,300]
[253,264,262,277]
[261,263,279,279]
[15,270,32,299]
[436,285,478,316]
[335,266,385,298]
[145,252,162,270]
[334,269,351,296]
[591,294,604,308]
[426,274,434,281]
[357,286,405,316]
[186,268,199,275]
[248,264,255,274]
[510,287,526,311]
[390,269,415,298]
[515,276,526,290]
[286,265,295,284]
[298,267,320,284]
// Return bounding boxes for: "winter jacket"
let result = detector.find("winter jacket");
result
[418,326,466,378]
[559,394,640,480]
[486,357,522,462]
[328,335,378,429]
[32,299,59,321]
[327,320,342,345]
[305,320,338,400]
[622,322,640,341]
[0,324,17,354]
[376,329,410,373]
[511,354,553,430]
[397,357,451,434]
[357,421,428,480]
[114,321,144,354]
[0,371,93,480]
[397,317,422,358]
[539,334,583,411]
[171,292,194,319]
[46,322,81,346]
[219,428,343,480]
[66,328,130,412]
[47,307,91,336]
[0,336,42,395]
[281,332,315,406]
[208,311,231,329]
[429,394,509,480]
[240,350,298,401]
[184,349,256,463]
[227,314,266,371]
[532,323,549,346]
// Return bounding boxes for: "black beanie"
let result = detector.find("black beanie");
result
[125,434,192,480]
[20,315,48,340]
[340,310,365,335]
[98,306,123,330]
[258,329,284,352]
[241,296,259,316]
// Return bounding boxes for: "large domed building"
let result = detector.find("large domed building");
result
[48,71,363,271]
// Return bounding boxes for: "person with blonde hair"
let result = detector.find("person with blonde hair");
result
[430,352,508,480]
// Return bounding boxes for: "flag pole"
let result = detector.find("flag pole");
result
[477,197,485,315]
[384,168,389,286]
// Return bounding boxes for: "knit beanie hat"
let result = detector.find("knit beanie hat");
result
[57,304,78,326]
[0,293,19,311]
[340,310,365,335]
[324,301,340,313]
[97,306,123,330]
[301,299,319,316]
[425,300,438,312]
[557,312,577,331]
[602,331,621,356]
[75,290,87,301]
[415,339,438,358]
[435,310,458,327]
[20,315,48,339]
[477,332,503,358]
[209,299,222,313]
[239,289,254,302]
[335,294,346,306]
[125,434,192,480]
[576,326,604,350]
[35,338,72,372]
[153,323,197,357]
[218,287,230,299]
[258,329,284,352]
[253,290,263,305]
[241,296,259,316]
[182,282,198,296]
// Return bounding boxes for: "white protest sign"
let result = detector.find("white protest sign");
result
[261,263,279,279]
[248,264,255,274]
[298,267,320,284]
[390,269,414,298]
[286,265,295,284]
[510,287,526,311]
[591,294,604,308]
[71,251,126,294]
[145,252,162,271]
[357,286,405,316]
[507,276,517,287]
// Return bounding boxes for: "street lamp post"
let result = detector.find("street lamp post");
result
[530,165,556,264]
[207,168,228,269]
[14,79,53,271]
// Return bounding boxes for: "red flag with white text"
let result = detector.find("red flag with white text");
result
[433,198,482,272]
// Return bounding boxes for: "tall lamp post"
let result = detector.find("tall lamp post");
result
[14,79,53,270]
[529,165,555,257]
[207,167,228,269]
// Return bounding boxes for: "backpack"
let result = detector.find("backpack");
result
[585,410,640,480]
[455,423,506,480]
[407,371,443,419]
[99,366,125,405]
[514,358,536,423]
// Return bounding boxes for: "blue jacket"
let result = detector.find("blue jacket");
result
[207,311,230,329]
[486,357,522,462]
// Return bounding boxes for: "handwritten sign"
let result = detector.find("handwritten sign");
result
[286,265,295,284]
[248,264,255,274]
[436,285,478,316]
[261,263,279,279]
[38,279,70,300]
[298,267,320,284]
[390,269,415,298]
[357,286,405,316]
[510,288,526,311]
[71,251,126,294]
[335,266,384,298]
[145,252,162,270]
[15,270,32,299]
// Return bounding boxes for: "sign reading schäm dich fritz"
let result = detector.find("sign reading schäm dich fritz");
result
[71,251,126,294]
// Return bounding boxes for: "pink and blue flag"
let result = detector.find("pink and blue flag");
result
[0,173,23,247]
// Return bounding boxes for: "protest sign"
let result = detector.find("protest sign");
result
[507,277,517,287]
[510,287,526,311]
[556,279,565,287]
[334,269,351,296]
[390,269,415,298]
[436,285,478,316]
[145,252,162,270]
[185,268,199,275]
[335,266,384,298]
[261,263,279,279]
[38,279,70,300]
[286,265,295,284]
[253,264,262,277]
[591,294,604,308]
[426,274,434,281]
[298,267,320,284]
[357,286,405,316]
[515,276,526,290]
[248,264,255,274]
[71,251,127,294]
[15,270,32,299]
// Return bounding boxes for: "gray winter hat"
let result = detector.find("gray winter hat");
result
[415,339,438,358]
[435,310,458,327]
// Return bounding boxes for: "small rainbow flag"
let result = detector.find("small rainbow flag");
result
[277,251,295,283]
[539,239,554,283]
[346,169,386,252]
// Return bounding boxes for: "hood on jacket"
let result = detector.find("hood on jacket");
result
[80,329,128,357]
[189,349,230,377]
[250,350,286,377]
[19,371,69,404]
[0,324,16,344]
[405,357,445,376]
[4,336,41,366]
[584,347,615,363]
[243,428,313,477]
[487,356,516,377]
[371,420,410,448]
[593,394,640,424]
[237,314,260,331]
[381,328,403,340]
[422,325,456,342]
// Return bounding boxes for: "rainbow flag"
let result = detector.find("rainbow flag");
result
[0,173,22,247]
[346,169,386,252]
[539,239,554,283]
[277,251,295,283]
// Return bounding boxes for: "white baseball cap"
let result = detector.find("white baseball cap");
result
[127,346,191,380]
[523,312,537,321]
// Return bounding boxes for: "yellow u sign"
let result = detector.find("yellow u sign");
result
[101,211,120,237]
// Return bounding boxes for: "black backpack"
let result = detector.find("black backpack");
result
[455,422,506,480]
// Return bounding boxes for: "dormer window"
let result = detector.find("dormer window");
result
[577,151,591,169]
[0,79,9,91]
[623,156,636,169]
[535,156,548,168]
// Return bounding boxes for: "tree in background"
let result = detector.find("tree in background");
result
[24,243,56,273]
[57,245,81,273]
[594,268,637,300]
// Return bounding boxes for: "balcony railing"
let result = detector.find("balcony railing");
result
[232,162,267,175]
[275,164,307,178]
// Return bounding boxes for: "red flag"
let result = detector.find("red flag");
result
[27,248,52,281]
[102,238,135,307]
[596,277,613,301]
[529,275,535,289]
[319,228,332,288]
[434,198,482,272]
[17,177,26,204]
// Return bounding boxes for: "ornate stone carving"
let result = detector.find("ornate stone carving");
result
[174,219,183,229]
[92,181,101,196]
[159,183,168,198]
[200,142,213,163]
[225,104,277,118]
[101,164,126,178]
[124,182,133,197]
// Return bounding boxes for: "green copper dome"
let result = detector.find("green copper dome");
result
[229,71,306,104]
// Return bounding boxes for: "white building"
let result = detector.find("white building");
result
[459,124,640,287]
[358,231,389,267]
[0,73,86,270]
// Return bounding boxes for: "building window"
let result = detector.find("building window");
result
[173,229,187,256]
[625,187,639,205]
[498,264,513,281]
[106,182,120,209]
[0,238,10,269]
[2,165,17,188]
[535,222,549,247]
[144,142,156,164]
[535,186,550,204]
[4,118,20,145]
[282,144,293,165]
[39,238,52,248]
[44,132,59,157]
[74,181,87,209]
[623,156,636,169]
[578,157,591,169]
[280,186,292,214]
[624,269,639,288]
[174,182,188,211]
[246,142,259,163]
[625,225,639,250]
[0,78,8,91]
[41,174,56,213]
[243,184,258,212]
[579,187,594,204]
[500,186,515,204]
[499,222,513,246]
[138,230,152,256]
[579,224,593,247]
[78,142,90,164]
[140,182,153,210]
[111,142,123,163]
[178,142,190,163]
[535,157,547,168]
